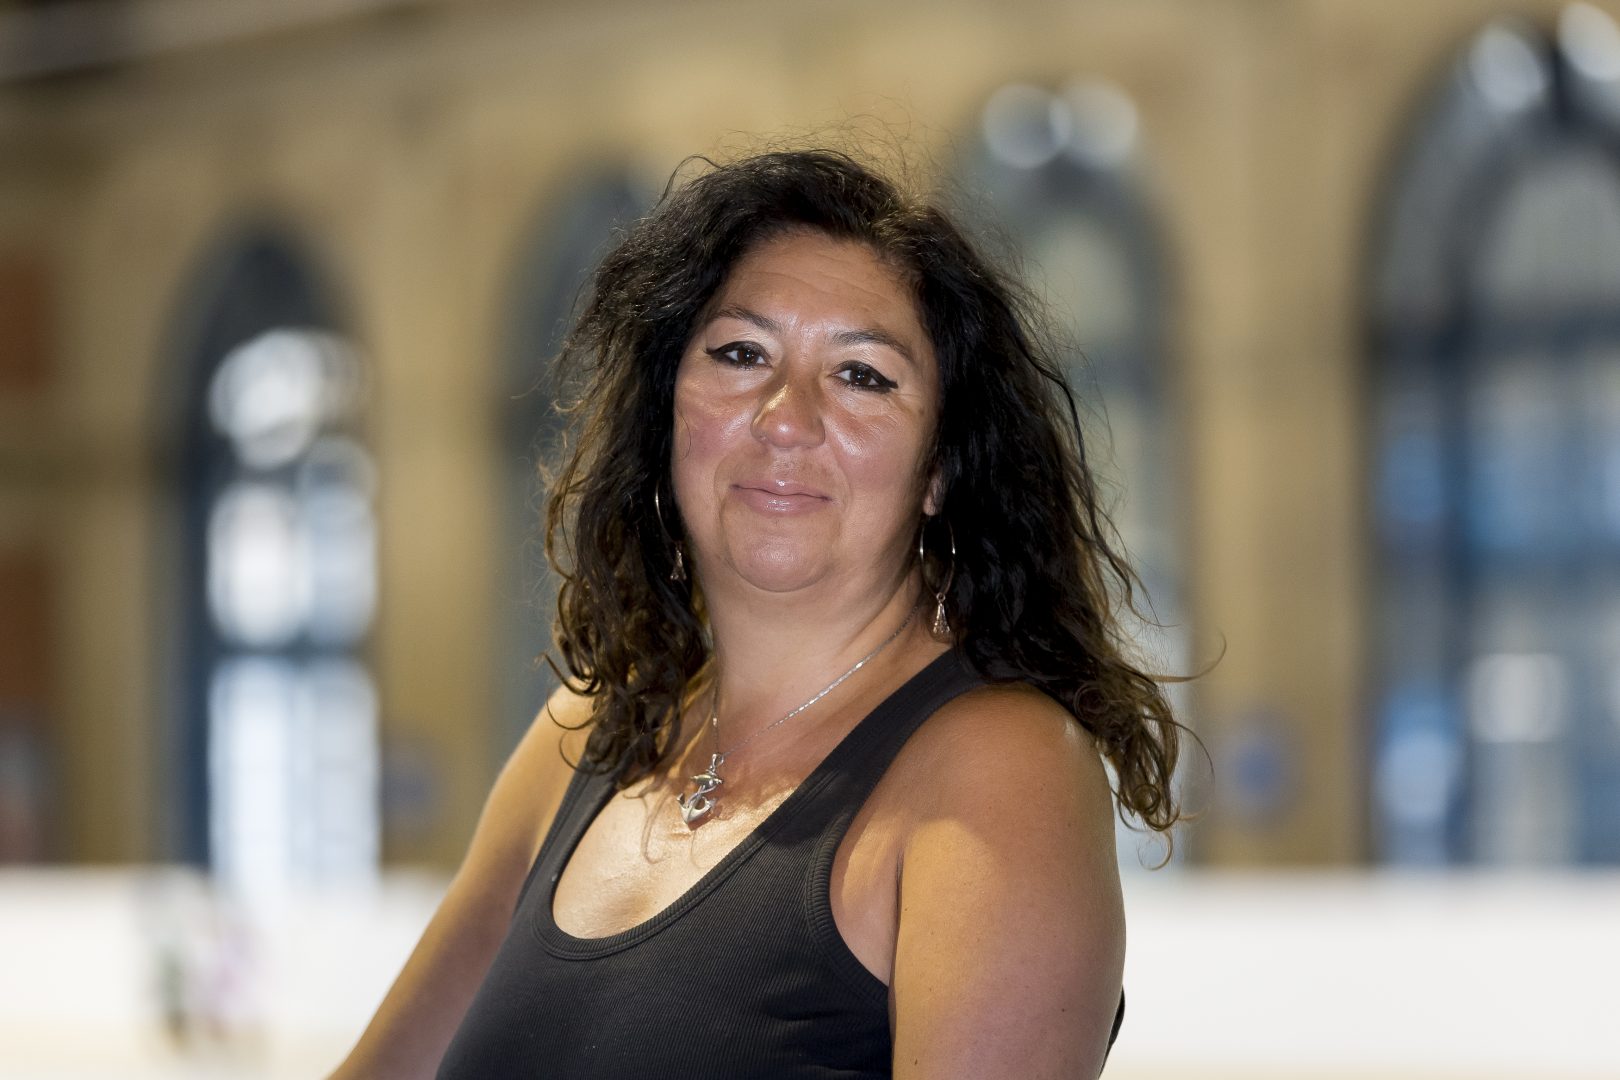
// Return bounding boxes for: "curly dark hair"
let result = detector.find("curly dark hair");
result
[544,147,1196,841]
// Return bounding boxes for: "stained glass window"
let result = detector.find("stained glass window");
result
[176,234,378,901]
[1369,5,1620,865]
[963,80,1188,866]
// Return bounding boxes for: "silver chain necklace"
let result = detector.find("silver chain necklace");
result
[677,603,919,826]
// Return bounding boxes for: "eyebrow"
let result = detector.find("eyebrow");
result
[708,304,918,370]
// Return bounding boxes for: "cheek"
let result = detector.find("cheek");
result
[835,410,933,503]
[671,376,745,485]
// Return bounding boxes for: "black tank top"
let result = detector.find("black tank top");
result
[438,648,1125,1078]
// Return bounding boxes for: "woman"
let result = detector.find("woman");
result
[332,148,1185,1079]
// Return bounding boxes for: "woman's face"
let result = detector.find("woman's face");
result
[671,229,940,600]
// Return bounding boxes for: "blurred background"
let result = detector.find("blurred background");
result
[2,0,1619,1076]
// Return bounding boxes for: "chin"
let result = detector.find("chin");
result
[726,537,829,594]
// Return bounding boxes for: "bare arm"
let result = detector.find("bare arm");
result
[889,687,1125,1080]
[327,685,591,1079]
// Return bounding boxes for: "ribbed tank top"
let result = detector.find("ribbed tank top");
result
[438,648,1125,1078]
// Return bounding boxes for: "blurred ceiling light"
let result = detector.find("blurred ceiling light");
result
[1060,78,1139,168]
[1559,3,1620,84]
[1466,652,1569,743]
[983,83,1072,170]
[1469,23,1550,113]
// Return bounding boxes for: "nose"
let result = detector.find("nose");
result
[750,371,825,449]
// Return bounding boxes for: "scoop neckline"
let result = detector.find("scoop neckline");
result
[533,646,960,959]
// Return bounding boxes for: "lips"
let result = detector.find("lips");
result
[734,479,829,500]
[731,480,830,514]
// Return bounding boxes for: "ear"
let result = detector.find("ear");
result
[923,469,944,517]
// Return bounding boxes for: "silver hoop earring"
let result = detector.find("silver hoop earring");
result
[917,515,955,637]
[653,487,686,583]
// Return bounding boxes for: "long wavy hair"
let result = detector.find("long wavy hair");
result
[544,148,1197,841]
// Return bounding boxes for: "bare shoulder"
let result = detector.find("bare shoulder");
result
[506,680,594,794]
[324,682,597,1078]
[479,681,594,865]
[888,680,1125,1078]
[456,680,593,886]
[888,681,1115,835]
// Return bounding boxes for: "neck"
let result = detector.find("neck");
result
[699,566,935,753]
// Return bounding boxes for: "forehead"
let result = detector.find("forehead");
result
[708,230,932,350]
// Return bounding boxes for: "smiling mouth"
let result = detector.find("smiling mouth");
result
[732,483,831,512]
[738,485,827,499]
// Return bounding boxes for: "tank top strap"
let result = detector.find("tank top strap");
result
[525,648,991,923]
[529,648,987,908]
[790,646,988,834]
[517,757,615,912]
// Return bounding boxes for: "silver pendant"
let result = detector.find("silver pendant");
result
[678,753,725,826]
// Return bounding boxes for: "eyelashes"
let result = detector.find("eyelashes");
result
[835,362,898,392]
[706,342,766,368]
[704,342,898,394]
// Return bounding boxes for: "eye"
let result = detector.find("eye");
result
[706,342,766,367]
[836,361,899,393]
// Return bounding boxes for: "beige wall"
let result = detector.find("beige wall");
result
[0,0,1605,867]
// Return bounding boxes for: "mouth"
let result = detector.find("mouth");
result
[738,485,827,499]
[731,482,831,513]
[734,479,830,500]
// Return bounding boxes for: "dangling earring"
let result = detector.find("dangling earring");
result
[653,487,687,583]
[917,515,955,636]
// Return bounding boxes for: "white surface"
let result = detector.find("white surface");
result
[1,868,1617,1078]
[1108,870,1620,1079]
[0,867,445,1079]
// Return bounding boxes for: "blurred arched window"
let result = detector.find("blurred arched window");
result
[495,172,652,759]
[961,81,1188,865]
[173,230,378,899]
[1369,5,1620,865]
